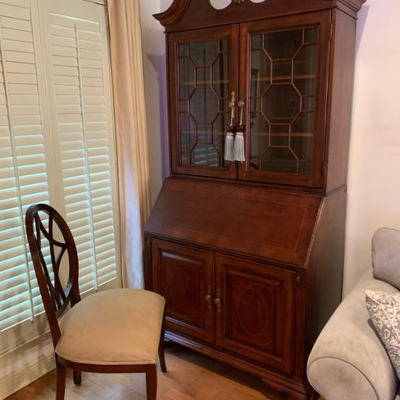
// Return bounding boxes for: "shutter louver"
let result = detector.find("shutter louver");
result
[0,0,50,331]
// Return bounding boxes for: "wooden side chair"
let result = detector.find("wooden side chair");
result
[25,204,167,400]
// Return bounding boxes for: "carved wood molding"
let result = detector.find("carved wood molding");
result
[154,0,367,28]
[322,0,367,13]
[153,0,191,28]
[336,0,367,12]
[154,0,251,28]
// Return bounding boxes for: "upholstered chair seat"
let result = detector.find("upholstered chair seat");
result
[56,289,165,366]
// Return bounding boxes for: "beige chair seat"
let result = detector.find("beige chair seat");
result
[56,289,165,366]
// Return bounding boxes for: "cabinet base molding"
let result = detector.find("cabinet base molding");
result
[262,378,318,400]
[166,331,316,400]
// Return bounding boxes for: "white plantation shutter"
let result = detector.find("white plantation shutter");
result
[0,0,50,332]
[0,0,120,350]
[40,0,118,294]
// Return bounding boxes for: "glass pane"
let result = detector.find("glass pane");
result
[180,113,195,154]
[190,88,218,123]
[179,58,194,100]
[178,44,188,57]
[213,53,230,97]
[182,153,189,165]
[294,77,316,96]
[251,34,263,49]
[190,41,219,66]
[249,26,319,176]
[197,124,212,144]
[272,60,292,82]
[264,30,302,59]
[178,100,188,113]
[294,44,318,76]
[251,50,271,97]
[249,112,269,171]
[197,67,211,86]
[263,84,300,124]
[219,99,230,113]
[177,38,231,168]
[220,39,229,52]
[271,125,290,146]
[193,144,220,167]
[304,28,318,44]
[262,148,297,173]
[213,113,230,155]
[250,97,261,112]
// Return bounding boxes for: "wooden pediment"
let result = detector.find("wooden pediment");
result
[155,0,367,31]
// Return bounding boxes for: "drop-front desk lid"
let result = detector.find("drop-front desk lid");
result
[145,178,322,267]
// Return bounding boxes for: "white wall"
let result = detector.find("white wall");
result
[141,0,400,295]
[343,0,400,295]
[140,0,170,205]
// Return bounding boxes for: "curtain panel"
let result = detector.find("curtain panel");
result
[107,0,151,288]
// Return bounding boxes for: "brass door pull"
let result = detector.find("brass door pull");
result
[214,288,222,313]
[238,100,245,130]
[229,91,236,127]
[205,285,212,309]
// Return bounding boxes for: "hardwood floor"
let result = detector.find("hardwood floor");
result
[6,343,321,400]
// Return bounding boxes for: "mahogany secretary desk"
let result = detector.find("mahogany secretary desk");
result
[144,1,366,398]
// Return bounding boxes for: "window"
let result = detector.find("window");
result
[0,0,120,352]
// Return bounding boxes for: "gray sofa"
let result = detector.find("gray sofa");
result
[307,231,400,400]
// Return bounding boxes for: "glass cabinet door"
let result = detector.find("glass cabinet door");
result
[239,12,331,187]
[169,26,238,179]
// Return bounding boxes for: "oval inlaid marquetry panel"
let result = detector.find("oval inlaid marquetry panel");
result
[237,288,268,336]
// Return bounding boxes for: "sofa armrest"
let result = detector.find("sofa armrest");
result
[307,270,399,400]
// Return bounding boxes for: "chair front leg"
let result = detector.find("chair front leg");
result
[73,370,82,385]
[145,365,157,400]
[158,314,167,373]
[55,358,66,400]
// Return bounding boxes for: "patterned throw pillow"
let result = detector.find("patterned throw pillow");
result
[365,290,400,379]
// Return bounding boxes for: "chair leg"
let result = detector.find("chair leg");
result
[55,359,66,400]
[145,365,157,400]
[158,315,167,373]
[73,370,82,385]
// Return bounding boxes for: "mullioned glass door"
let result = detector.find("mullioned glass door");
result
[169,26,239,179]
[239,12,331,188]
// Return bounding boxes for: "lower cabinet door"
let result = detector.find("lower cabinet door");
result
[152,240,214,343]
[215,255,296,373]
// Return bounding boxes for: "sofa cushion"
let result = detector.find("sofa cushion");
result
[366,289,400,380]
[372,228,400,289]
[56,289,165,365]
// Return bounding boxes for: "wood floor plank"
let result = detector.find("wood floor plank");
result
[6,343,322,400]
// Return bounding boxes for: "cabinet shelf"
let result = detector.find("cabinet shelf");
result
[180,79,230,86]
[252,132,313,138]
[252,74,317,83]
[180,75,316,87]
[181,131,313,138]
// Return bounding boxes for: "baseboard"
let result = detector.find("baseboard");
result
[0,334,55,400]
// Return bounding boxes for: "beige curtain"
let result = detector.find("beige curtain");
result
[107,0,151,288]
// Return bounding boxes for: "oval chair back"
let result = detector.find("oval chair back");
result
[25,203,81,348]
